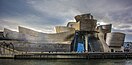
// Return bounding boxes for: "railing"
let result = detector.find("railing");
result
[0,41,21,55]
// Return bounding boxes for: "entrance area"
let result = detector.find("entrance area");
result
[111,49,114,52]
[77,42,84,53]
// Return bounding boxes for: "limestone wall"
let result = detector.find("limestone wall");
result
[80,19,97,31]
[17,26,74,43]
[98,33,110,52]
[106,32,125,47]
[3,28,20,40]
[67,22,80,30]
[3,28,34,42]
[0,40,70,52]
[19,26,41,37]
[14,43,70,52]
[97,24,112,33]
[3,27,74,44]
[74,14,97,31]
[1,29,73,52]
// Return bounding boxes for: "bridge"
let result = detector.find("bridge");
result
[0,41,21,56]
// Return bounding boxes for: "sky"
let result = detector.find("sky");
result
[0,0,132,42]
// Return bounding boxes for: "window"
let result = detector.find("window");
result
[111,49,114,52]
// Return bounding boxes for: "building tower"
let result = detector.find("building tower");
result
[71,13,99,52]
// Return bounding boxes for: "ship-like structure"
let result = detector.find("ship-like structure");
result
[0,13,125,55]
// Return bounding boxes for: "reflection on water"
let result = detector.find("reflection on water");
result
[0,59,132,65]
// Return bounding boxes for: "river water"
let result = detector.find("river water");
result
[0,59,132,65]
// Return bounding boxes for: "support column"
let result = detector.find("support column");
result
[73,32,78,52]
[85,34,88,52]
[0,48,2,55]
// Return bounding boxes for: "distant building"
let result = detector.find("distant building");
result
[124,42,132,52]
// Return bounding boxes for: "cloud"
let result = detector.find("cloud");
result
[0,0,132,41]
[0,19,19,31]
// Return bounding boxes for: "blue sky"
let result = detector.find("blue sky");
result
[0,0,132,42]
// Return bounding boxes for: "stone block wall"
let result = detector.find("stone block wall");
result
[18,26,74,43]
[80,19,97,31]
[14,43,70,52]
[67,22,80,30]
[3,27,74,44]
[3,28,20,40]
[106,32,125,47]
[0,40,70,52]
